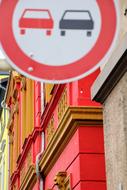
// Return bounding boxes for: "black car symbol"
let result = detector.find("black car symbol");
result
[59,10,94,36]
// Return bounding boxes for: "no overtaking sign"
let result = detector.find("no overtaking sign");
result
[0,0,119,83]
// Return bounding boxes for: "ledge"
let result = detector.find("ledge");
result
[41,84,65,129]
[10,170,19,186]
[91,33,127,103]
[17,127,42,169]
[39,106,103,177]
[10,127,42,187]
[19,165,37,190]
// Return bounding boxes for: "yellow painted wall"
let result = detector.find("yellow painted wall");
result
[45,83,54,103]
[5,72,35,178]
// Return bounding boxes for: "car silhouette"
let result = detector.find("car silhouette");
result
[59,10,94,36]
[19,9,54,36]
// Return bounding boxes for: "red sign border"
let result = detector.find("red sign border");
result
[0,0,119,83]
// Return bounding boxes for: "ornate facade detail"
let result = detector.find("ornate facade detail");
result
[58,88,68,121]
[12,90,18,104]
[64,175,71,190]
[46,116,55,144]
[9,132,14,144]
[54,171,71,190]
[14,75,26,91]
[4,71,38,190]
[13,74,26,92]
[26,148,32,170]
[20,148,32,185]
[13,101,19,114]
[20,161,26,184]
[20,77,26,91]
[7,116,14,134]
[19,165,36,190]
[7,74,22,136]
[13,182,18,190]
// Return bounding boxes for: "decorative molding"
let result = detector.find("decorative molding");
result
[7,112,14,133]
[39,106,103,176]
[19,165,37,190]
[20,161,26,185]
[10,170,19,187]
[13,74,22,83]
[19,76,26,91]
[47,172,71,190]
[46,116,55,145]
[14,75,26,91]
[12,90,18,104]
[8,131,14,144]
[26,148,32,169]
[17,127,42,168]
[13,101,19,114]
[6,73,24,132]
[5,72,16,106]
[41,84,66,130]
[58,88,68,121]
[54,171,67,190]
[10,127,42,188]
[19,147,33,184]
[64,174,71,190]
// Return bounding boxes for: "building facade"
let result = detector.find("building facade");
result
[38,70,106,190]
[0,74,9,190]
[2,69,107,190]
[5,72,42,190]
[92,35,127,190]
[91,1,127,188]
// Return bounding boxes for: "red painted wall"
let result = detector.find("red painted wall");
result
[41,70,106,190]
[69,69,100,106]
[44,126,106,190]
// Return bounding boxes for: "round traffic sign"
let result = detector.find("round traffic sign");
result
[0,0,119,83]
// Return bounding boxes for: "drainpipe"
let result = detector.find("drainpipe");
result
[36,132,45,190]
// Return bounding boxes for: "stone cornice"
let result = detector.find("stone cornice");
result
[39,106,103,177]
[91,33,127,103]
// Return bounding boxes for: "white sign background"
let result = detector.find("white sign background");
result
[13,0,101,66]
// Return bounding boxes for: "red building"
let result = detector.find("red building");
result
[6,70,106,190]
[38,70,106,190]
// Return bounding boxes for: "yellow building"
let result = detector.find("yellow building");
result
[0,73,9,190]
[6,71,38,190]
